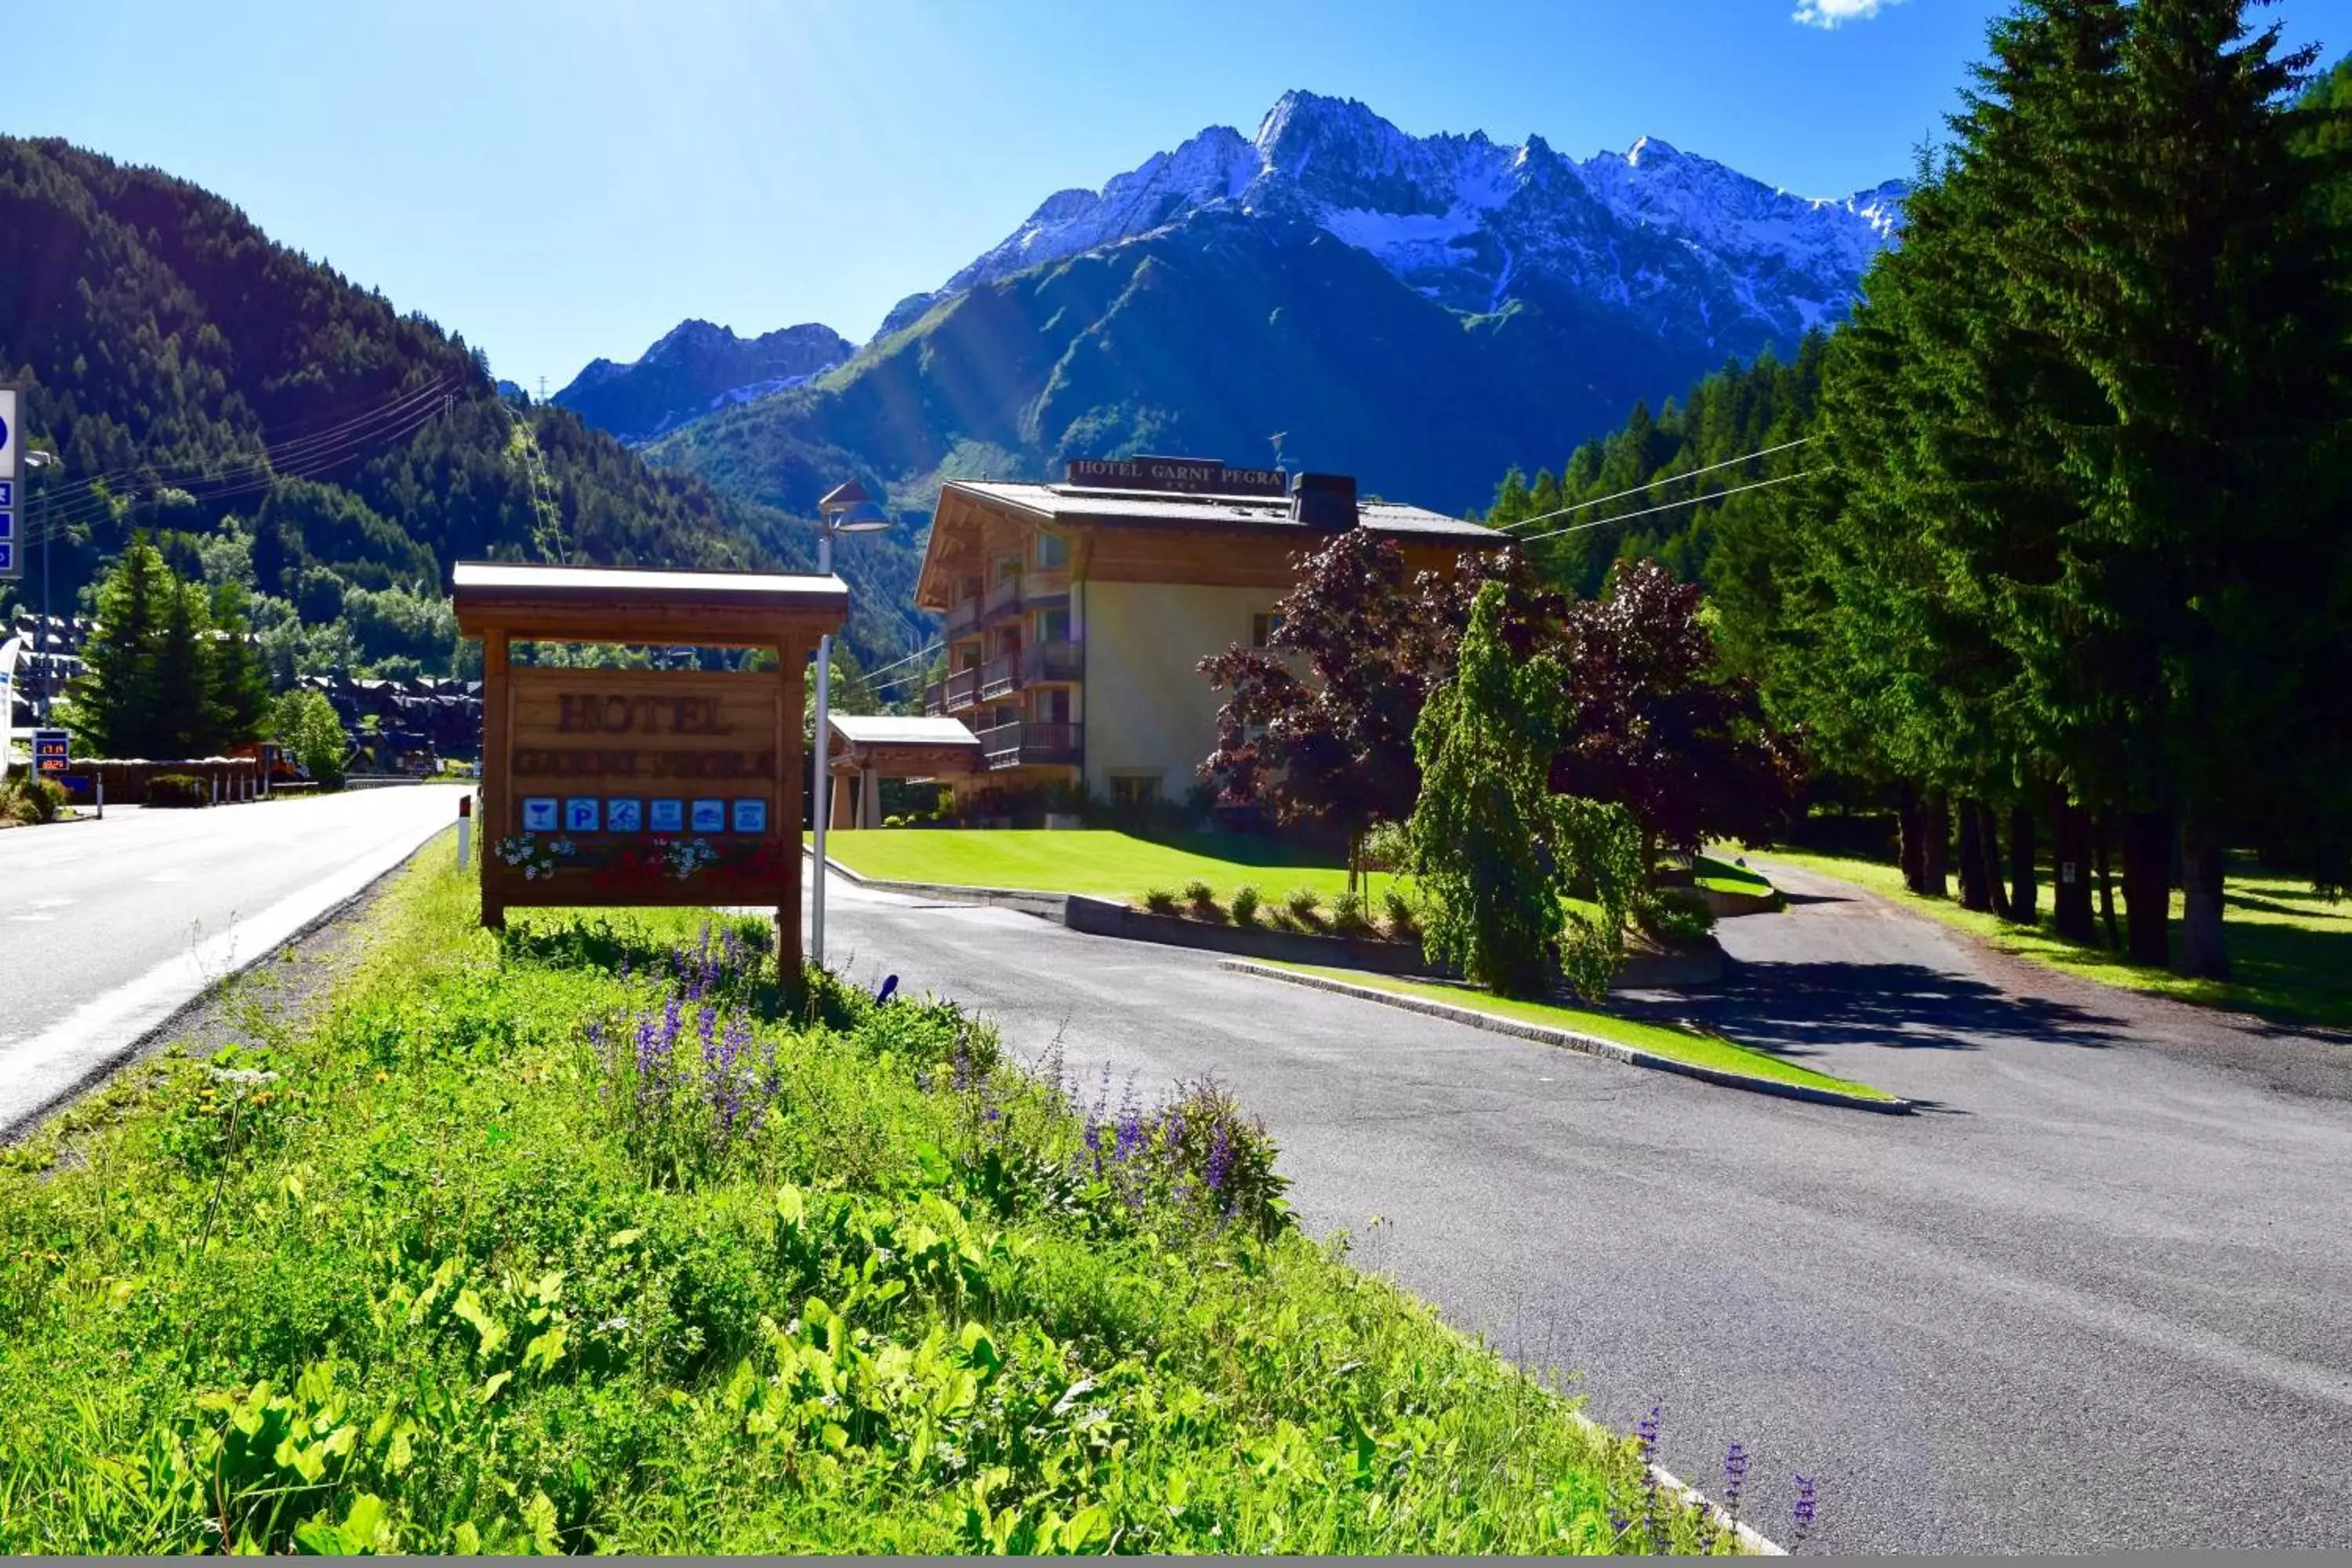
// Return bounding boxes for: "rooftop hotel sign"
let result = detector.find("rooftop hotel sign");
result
[452,562,846,987]
[1064,456,1287,498]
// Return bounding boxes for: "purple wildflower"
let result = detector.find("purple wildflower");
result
[1722,1441,1750,1540]
[1636,1406,1664,1553]
[1204,1121,1233,1196]
[1790,1475,1816,1548]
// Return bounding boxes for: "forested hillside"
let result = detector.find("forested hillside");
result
[0,139,925,676]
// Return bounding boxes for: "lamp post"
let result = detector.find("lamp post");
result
[810,480,891,970]
[25,451,56,720]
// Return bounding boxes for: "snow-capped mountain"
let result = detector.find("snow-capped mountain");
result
[640,90,1906,524]
[555,319,851,445]
[879,90,1902,350]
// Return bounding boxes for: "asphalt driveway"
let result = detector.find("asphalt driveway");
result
[818,860,2352,1553]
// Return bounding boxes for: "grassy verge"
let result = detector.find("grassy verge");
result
[1745,845,2352,1030]
[1258,962,1894,1103]
[0,837,1765,1553]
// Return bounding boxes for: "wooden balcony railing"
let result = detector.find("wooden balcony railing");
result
[975,720,1083,770]
[1022,640,1082,684]
[978,652,1019,702]
[931,667,978,713]
[942,597,981,638]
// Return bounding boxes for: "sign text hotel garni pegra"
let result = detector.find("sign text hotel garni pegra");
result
[452,561,847,985]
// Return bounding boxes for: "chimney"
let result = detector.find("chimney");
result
[1290,471,1357,532]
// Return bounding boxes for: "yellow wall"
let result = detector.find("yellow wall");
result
[1080,580,1276,802]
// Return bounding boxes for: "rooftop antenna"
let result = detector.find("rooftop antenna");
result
[1269,430,1289,468]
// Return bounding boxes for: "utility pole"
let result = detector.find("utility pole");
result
[26,450,57,719]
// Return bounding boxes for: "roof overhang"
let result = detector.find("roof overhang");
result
[453,561,848,648]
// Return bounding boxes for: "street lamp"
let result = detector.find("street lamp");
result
[24,451,57,720]
[810,479,891,970]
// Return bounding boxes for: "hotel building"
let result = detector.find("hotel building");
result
[915,458,1507,811]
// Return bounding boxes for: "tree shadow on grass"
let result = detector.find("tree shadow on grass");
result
[1616,959,2132,1058]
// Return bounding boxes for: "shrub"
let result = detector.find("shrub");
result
[1229,884,1263,928]
[1283,887,1326,931]
[1382,886,1422,944]
[1142,887,1180,916]
[1181,879,1223,922]
[1330,890,1376,938]
[0,772,68,825]
[146,772,212,808]
[1639,886,1719,949]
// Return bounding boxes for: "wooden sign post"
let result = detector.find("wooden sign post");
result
[452,562,847,986]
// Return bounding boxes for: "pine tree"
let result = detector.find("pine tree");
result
[2016,0,2352,976]
[152,578,213,757]
[72,533,172,758]
[203,583,271,750]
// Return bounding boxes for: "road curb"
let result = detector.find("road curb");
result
[1218,959,1912,1116]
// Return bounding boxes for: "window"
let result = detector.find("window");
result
[1038,608,1072,644]
[1109,773,1163,808]
[1036,532,1069,569]
[1250,611,1286,648]
[996,557,1022,584]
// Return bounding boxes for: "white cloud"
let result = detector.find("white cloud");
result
[1793,0,1903,27]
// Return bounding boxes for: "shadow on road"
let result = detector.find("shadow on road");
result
[1621,959,2131,1057]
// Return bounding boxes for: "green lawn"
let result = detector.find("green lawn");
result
[1261,961,1894,1102]
[816,828,1410,906]
[0,836,1755,1554]
[1743,844,2352,1030]
[1692,853,1775,898]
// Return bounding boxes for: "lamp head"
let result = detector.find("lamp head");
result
[829,499,892,535]
[817,478,872,516]
[24,451,57,471]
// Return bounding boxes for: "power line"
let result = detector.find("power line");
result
[1513,468,1822,546]
[20,390,452,545]
[30,378,452,511]
[1491,437,1813,536]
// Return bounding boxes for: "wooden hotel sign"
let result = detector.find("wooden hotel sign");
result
[452,562,847,976]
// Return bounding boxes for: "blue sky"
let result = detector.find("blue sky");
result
[12,1,2339,394]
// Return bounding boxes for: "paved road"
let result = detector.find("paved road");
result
[817,862,2352,1553]
[0,786,463,1135]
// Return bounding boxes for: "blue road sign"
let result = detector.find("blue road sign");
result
[0,542,13,574]
[521,797,558,832]
[0,508,14,539]
[690,799,726,834]
[649,798,684,833]
[732,798,768,834]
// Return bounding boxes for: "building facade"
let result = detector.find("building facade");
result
[916,459,1507,811]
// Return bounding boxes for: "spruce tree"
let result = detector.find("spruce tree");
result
[2020,0,2352,976]
[72,533,172,758]
[152,578,213,758]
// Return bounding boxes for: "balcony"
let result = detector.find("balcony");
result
[975,640,1082,702]
[924,667,981,715]
[975,720,1083,770]
[1022,639,1082,684]
[965,572,1072,630]
[978,651,1019,702]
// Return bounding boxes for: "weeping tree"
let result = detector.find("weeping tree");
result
[1408,582,1645,999]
